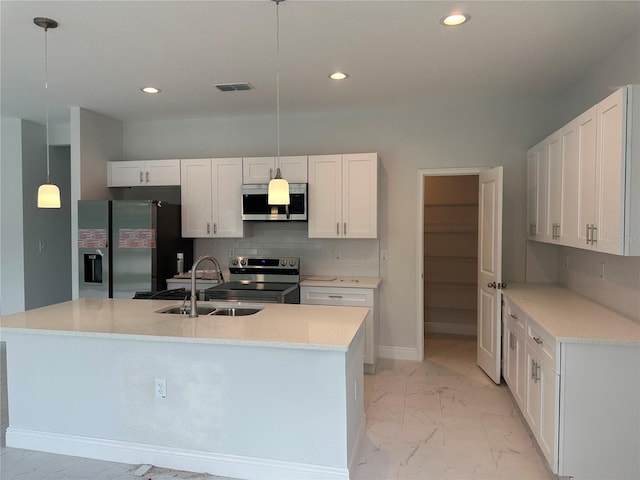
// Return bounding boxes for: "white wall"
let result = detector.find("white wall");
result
[70,107,123,298]
[0,119,25,315]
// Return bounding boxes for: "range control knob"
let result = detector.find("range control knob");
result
[289,259,296,267]
[231,258,238,266]
[240,258,247,266]
[281,259,288,266]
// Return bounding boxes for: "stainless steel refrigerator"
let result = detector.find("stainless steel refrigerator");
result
[78,200,193,299]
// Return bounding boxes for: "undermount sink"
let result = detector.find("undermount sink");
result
[156,305,262,316]
[157,305,217,315]
[209,307,262,316]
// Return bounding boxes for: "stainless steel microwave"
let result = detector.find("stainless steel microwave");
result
[241,183,308,221]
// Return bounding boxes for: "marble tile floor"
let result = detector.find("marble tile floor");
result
[1,334,555,480]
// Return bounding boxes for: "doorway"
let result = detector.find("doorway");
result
[423,175,479,338]
[415,167,489,362]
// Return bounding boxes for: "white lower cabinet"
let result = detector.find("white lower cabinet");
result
[300,285,378,373]
[503,295,640,480]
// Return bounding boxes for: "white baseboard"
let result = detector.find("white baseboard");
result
[426,322,477,336]
[377,345,418,361]
[6,427,349,480]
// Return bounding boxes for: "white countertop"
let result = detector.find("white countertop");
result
[301,276,381,288]
[504,284,640,345]
[0,299,367,352]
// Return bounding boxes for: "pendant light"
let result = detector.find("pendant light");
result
[34,17,61,209]
[267,0,290,207]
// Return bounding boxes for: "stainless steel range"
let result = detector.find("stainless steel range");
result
[204,256,300,303]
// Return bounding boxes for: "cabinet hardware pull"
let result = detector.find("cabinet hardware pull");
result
[328,295,343,299]
[531,359,536,380]
[533,336,543,345]
[586,224,590,244]
[146,171,150,183]
[139,171,144,183]
[535,363,541,383]
[207,222,210,235]
[592,225,597,244]
[344,223,347,236]
[337,223,340,236]
[510,313,518,320]
[214,223,217,235]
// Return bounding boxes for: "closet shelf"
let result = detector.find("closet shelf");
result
[425,281,477,288]
[425,305,477,312]
[425,255,477,261]
[425,203,478,207]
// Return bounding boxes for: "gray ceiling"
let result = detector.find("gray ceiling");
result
[2,1,639,125]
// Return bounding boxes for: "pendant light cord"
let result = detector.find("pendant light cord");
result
[43,24,51,183]
[275,0,281,163]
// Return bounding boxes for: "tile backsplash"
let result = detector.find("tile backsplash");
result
[557,246,640,321]
[194,222,381,277]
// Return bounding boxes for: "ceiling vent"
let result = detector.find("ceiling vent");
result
[215,83,254,92]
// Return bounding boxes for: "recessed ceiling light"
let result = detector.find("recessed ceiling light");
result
[141,86,161,94]
[440,13,470,27]
[329,72,349,80]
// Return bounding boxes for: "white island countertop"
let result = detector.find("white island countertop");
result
[301,276,381,288]
[0,298,367,351]
[504,283,640,345]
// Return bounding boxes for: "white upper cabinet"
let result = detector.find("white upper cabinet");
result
[108,159,180,187]
[526,85,640,255]
[180,158,243,238]
[242,156,308,184]
[308,153,378,239]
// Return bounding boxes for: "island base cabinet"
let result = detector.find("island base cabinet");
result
[301,286,378,373]
[558,343,640,480]
[3,330,365,480]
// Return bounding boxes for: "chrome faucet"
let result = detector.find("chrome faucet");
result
[189,255,224,318]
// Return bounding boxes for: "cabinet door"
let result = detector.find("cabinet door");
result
[547,132,562,242]
[180,159,213,238]
[513,331,526,410]
[524,344,541,433]
[212,158,243,238]
[108,161,145,187]
[539,360,559,469]
[526,147,538,239]
[536,141,549,242]
[278,155,308,183]
[242,157,275,184]
[145,159,180,186]
[560,120,580,247]
[595,88,625,254]
[308,154,342,238]
[576,106,598,248]
[342,153,378,238]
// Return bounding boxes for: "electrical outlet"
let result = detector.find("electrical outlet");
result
[155,378,167,399]
[335,250,341,260]
[381,250,388,261]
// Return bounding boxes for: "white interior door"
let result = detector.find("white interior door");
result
[477,166,503,384]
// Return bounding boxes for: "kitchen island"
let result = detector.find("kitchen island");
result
[0,299,367,480]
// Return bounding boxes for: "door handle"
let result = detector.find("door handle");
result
[497,282,507,290]
[487,282,496,289]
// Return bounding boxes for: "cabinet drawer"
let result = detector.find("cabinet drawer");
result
[300,286,373,307]
[527,319,557,372]
[506,301,527,338]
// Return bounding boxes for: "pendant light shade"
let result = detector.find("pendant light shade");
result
[267,0,290,206]
[34,17,61,209]
[268,168,290,205]
[37,183,61,208]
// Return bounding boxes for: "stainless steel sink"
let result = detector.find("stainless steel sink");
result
[210,307,262,316]
[157,305,217,315]
[156,305,262,316]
